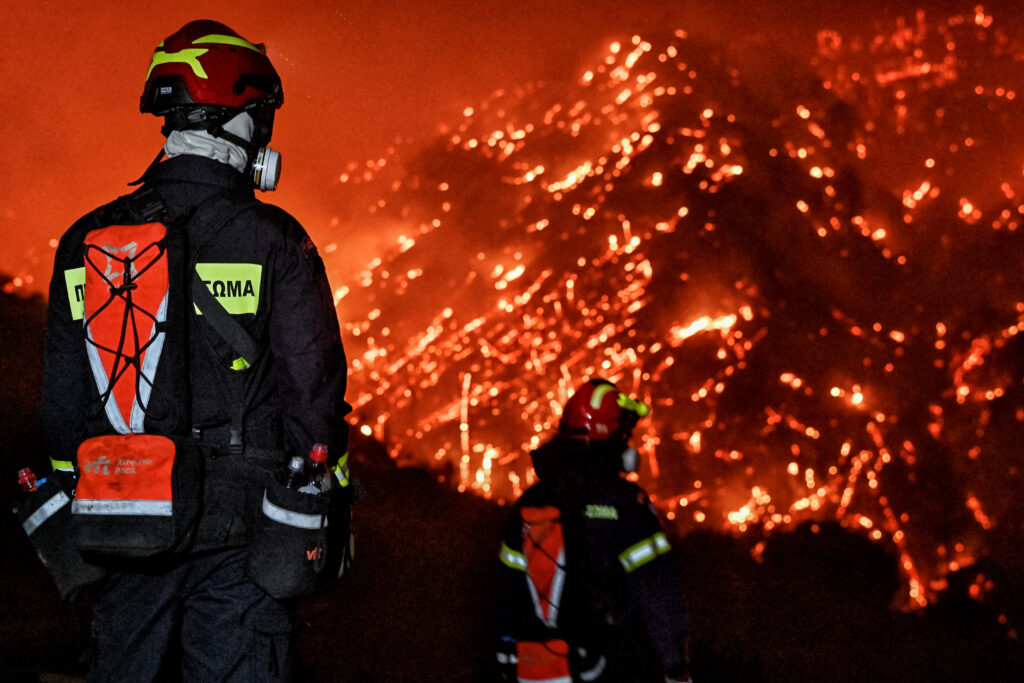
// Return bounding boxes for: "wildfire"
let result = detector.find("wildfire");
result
[323,8,1024,608]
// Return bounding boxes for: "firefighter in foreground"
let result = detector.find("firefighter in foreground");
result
[497,379,692,682]
[42,20,349,680]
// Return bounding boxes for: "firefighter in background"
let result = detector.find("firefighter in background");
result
[42,20,349,680]
[497,379,692,683]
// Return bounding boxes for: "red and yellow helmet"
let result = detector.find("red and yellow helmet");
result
[559,379,649,441]
[140,20,283,115]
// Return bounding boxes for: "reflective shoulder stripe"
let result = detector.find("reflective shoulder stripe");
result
[71,499,173,516]
[331,451,350,487]
[653,531,671,554]
[22,491,70,535]
[50,458,75,472]
[619,531,671,573]
[261,491,326,530]
[500,543,528,571]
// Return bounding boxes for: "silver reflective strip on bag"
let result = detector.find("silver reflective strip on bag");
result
[71,499,173,516]
[527,546,566,629]
[261,491,326,530]
[85,331,131,434]
[131,291,169,432]
[22,491,71,535]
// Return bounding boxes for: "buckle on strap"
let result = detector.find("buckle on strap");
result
[229,428,244,455]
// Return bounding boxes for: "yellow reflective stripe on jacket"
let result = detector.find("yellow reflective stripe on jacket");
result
[619,531,671,573]
[192,33,265,53]
[500,543,528,572]
[146,47,210,80]
[50,457,75,472]
[331,451,350,487]
[194,263,262,315]
[64,267,86,320]
[230,357,250,371]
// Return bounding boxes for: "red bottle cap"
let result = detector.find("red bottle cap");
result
[309,443,328,464]
[17,468,37,490]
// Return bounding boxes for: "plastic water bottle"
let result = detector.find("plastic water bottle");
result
[17,468,38,492]
[279,455,306,489]
[298,443,330,494]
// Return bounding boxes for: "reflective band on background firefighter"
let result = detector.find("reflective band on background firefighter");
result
[496,379,692,683]
[42,19,351,682]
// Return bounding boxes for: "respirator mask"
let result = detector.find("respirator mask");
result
[239,104,281,191]
[621,447,639,473]
[164,104,282,191]
[248,146,281,192]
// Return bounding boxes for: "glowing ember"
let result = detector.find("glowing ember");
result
[323,9,1024,608]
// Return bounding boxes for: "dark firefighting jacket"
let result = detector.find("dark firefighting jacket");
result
[497,439,690,681]
[41,153,350,549]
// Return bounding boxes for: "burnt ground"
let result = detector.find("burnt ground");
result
[1,288,1023,682]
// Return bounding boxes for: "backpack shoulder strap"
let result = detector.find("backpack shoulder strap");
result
[190,274,259,370]
[185,194,260,368]
[87,184,169,230]
[186,194,257,256]
[124,185,168,224]
[184,194,261,454]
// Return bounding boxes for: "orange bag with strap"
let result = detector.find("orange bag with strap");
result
[69,212,203,558]
[517,639,571,683]
[72,433,203,557]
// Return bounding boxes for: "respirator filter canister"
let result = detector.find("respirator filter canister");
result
[252,147,282,191]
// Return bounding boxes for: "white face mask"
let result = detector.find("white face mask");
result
[621,447,639,473]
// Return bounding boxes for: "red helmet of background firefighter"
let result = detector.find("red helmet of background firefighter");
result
[527,378,651,492]
[558,377,650,470]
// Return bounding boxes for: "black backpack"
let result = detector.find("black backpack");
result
[69,186,260,558]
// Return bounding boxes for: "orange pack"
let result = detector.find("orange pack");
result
[72,433,203,558]
[68,189,204,558]
[516,639,571,683]
[522,505,567,628]
[82,222,170,434]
